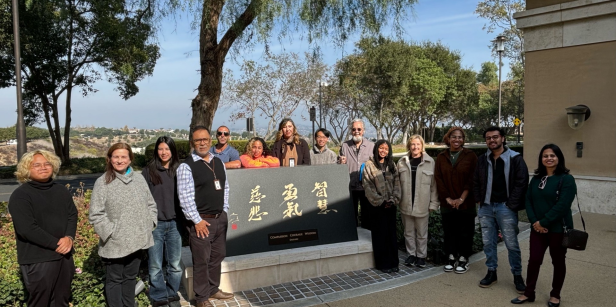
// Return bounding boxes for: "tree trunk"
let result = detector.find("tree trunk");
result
[63,83,73,164]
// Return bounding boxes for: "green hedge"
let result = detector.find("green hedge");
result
[0,188,151,306]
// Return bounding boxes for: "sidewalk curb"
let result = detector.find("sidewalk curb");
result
[269,226,534,307]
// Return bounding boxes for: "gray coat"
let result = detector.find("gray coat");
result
[89,169,157,259]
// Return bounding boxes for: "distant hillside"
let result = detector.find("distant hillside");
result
[0,138,109,166]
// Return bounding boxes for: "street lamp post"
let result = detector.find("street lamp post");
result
[495,35,506,128]
[12,0,27,160]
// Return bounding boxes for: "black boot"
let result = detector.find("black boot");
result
[479,269,498,288]
[514,274,526,293]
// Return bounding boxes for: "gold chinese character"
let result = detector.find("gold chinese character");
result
[283,202,303,219]
[317,199,338,214]
[229,213,240,224]
[282,184,298,201]
[312,181,328,198]
[250,185,266,203]
[248,205,268,221]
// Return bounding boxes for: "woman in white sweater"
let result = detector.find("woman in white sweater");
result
[397,135,439,268]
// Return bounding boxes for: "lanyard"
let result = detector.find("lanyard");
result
[201,158,217,180]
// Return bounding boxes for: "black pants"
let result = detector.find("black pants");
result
[351,190,373,230]
[442,209,476,259]
[525,231,567,300]
[371,205,399,270]
[21,255,74,307]
[102,250,143,307]
[188,212,228,304]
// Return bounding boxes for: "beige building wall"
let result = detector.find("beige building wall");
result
[524,42,616,178]
[515,0,616,214]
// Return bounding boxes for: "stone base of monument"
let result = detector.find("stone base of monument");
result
[180,228,373,301]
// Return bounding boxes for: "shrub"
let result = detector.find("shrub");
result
[0,184,150,306]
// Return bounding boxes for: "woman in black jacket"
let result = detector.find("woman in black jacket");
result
[9,150,77,306]
[142,136,183,307]
[271,118,311,166]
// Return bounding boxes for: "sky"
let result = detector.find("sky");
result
[0,0,512,131]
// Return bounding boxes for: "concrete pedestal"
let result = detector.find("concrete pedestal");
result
[180,228,374,300]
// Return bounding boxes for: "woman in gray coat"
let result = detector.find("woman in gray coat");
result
[89,143,157,307]
[397,135,439,268]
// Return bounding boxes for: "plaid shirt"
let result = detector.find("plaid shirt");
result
[177,152,230,224]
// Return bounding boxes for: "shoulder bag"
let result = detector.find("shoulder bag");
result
[555,177,588,251]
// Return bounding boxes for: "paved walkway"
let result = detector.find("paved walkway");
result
[181,212,614,307]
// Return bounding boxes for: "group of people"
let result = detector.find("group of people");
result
[8,118,577,307]
[355,123,576,307]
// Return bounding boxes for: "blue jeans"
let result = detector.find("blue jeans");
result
[148,219,183,303]
[478,202,522,275]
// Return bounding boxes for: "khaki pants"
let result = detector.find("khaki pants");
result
[401,214,429,258]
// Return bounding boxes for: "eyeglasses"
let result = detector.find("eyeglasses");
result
[351,128,362,132]
[538,176,548,190]
[32,162,52,170]
[316,136,328,140]
[485,135,501,141]
[193,138,211,144]
[216,131,230,136]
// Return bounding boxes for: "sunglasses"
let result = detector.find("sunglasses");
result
[352,128,362,132]
[538,176,548,190]
[217,131,230,136]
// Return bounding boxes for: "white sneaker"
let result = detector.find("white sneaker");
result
[444,254,456,272]
[455,256,469,274]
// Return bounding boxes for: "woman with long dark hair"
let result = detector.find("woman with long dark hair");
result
[240,137,280,168]
[511,144,576,307]
[89,143,157,307]
[362,139,401,273]
[271,118,311,166]
[434,127,477,274]
[142,137,183,307]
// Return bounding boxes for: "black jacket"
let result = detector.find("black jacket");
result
[271,138,311,166]
[473,147,529,211]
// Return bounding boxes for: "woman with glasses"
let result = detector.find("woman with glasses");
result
[240,137,280,168]
[362,140,401,273]
[142,137,183,307]
[9,150,77,306]
[272,118,311,166]
[434,127,478,274]
[89,143,158,307]
[511,144,576,307]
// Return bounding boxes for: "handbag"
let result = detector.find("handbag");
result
[555,177,588,251]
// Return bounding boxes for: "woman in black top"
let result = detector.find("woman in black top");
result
[271,118,311,166]
[142,136,183,307]
[9,150,77,307]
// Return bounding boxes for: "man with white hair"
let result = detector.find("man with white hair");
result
[339,119,375,230]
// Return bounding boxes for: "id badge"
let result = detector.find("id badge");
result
[289,158,295,167]
[214,179,222,190]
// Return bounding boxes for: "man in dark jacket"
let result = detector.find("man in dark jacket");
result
[473,126,529,294]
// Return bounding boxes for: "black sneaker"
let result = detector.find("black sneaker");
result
[454,256,469,274]
[416,258,426,268]
[479,269,498,288]
[404,255,417,266]
[514,274,526,294]
[444,254,456,272]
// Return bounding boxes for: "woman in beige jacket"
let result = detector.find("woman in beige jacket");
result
[397,135,439,268]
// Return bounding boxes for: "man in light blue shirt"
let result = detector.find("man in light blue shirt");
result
[209,126,241,169]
